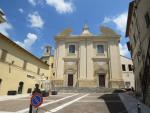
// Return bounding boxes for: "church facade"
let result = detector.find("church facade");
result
[54,25,124,88]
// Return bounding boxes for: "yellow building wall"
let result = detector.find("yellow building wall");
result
[0,61,37,95]
[48,57,54,79]
[0,34,52,95]
[0,53,51,95]
[5,53,24,68]
[26,62,38,73]
[40,56,54,79]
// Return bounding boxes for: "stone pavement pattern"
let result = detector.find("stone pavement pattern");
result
[0,93,129,113]
[119,93,150,113]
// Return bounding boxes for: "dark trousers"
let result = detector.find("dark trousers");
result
[29,104,38,113]
[29,104,32,113]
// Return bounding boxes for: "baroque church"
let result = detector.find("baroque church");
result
[53,25,124,88]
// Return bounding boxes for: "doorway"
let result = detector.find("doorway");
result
[98,74,105,87]
[18,81,24,94]
[0,79,2,85]
[0,78,2,91]
[68,74,73,86]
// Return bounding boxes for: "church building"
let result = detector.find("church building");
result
[54,25,124,88]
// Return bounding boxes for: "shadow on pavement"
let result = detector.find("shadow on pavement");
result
[98,92,128,113]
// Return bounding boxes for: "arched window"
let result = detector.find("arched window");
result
[18,81,24,94]
[19,81,24,86]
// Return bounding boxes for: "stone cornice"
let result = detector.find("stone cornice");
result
[63,57,80,61]
[92,57,109,62]
[55,35,120,42]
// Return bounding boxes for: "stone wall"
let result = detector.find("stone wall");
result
[78,80,97,87]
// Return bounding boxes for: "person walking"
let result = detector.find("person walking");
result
[29,84,41,113]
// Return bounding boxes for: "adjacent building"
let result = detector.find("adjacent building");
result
[41,45,54,78]
[120,55,135,89]
[0,33,53,95]
[54,25,124,88]
[126,0,150,106]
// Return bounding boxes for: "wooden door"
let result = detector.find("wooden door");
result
[68,74,73,86]
[99,74,105,87]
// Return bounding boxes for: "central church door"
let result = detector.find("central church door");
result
[68,74,73,86]
[99,74,105,87]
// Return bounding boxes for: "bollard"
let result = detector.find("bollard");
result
[137,103,141,113]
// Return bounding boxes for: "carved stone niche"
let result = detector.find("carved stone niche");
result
[94,61,108,73]
[64,68,76,74]
[64,61,77,74]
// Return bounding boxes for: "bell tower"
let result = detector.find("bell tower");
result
[43,45,51,56]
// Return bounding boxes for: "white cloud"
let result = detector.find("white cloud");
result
[28,0,43,6]
[15,33,38,50]
[102,12,130,57]
[0,23,12,36]
[102,12,128,33]
[28,0,36,6]
[45,0,74,14]
[28,12,44,28]
[119,43,129,56]
[18,8,24,13]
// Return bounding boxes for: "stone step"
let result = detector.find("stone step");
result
[52,87,122,93]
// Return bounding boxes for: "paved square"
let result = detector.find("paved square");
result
[0,93,128,113]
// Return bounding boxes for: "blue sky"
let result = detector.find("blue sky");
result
[0,0,131,58]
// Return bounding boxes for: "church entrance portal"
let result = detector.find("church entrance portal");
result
[99,74,105,87]
[68,74,73,86]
